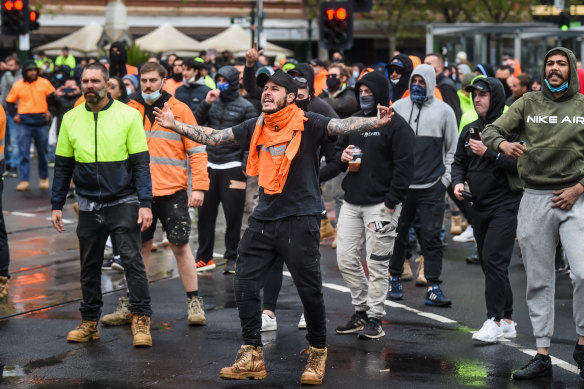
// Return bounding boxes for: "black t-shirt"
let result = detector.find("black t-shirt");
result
[232,111,332,220]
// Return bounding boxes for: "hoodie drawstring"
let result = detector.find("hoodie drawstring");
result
[407,103,423,135]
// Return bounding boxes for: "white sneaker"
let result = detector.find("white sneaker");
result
[298,313,306,329]
[260,313,277,332]
[500,319,517,338]
[452,225,475,242]
[472,318,503,343]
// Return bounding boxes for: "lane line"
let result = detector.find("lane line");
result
[283,271,579,374]
[12,212,36,217]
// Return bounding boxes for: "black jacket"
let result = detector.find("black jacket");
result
[436,73,462,125]
[451,77,522,208]
[47,90,82,134]
[388,53,413,102]
[175,78,211,118]
[319,86,358,119]
[195,66,256,164]
[333,71,415,209]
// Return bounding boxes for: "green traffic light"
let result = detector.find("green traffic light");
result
[562,25,568,31]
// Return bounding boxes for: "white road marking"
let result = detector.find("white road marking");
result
[282,270,579,374]
[11,212,36,217]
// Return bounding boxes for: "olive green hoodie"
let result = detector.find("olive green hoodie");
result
[482,47,584,190]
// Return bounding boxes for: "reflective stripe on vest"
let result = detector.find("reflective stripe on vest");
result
[150,156,187,169]
[145,130,182,142]
[187,145,206,155]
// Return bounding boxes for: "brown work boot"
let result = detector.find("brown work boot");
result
[0,276,8,298]
[415,255,427,286]
[402,259,413,281]
[39,178,49,190]
[67,320,100,342]
[101,296,132,326]
[131,314,152,347]
[450,215,462,235]
[300,346,328,385]
[219,345,267,380]
[187,296,206,326]
[320,219,336,239]
[16,181,29,191]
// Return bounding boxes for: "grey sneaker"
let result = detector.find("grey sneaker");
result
[335,311,367,334]
[187,296,206,326]
[358,317,385,339]
[101,296,132,326]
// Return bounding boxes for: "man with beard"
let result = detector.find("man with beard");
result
[50,62,154,348]
[483,47,584,381]
[5,60,55,191]
[154,69,394,385]
[163,56,184,96]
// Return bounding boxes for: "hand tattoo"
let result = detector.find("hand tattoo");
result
[327,117,378,136]
[172,121,236,146]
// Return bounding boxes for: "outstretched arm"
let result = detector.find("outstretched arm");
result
[327,105,393,136]
[154,102,236,146]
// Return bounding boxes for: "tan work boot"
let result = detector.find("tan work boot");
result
[0,276,8,298]
[300,346,328,385]
[219,345,267,380]
[402,259,413,281]
[131,314,152,347]
[101,296,132,326]
[16,181,29,191]
[415,255,427,286]
[39,178,49,190]
[331,235,337,249]
[320,219,336,239]
[187,296,206,326]
[67,320,100,342]
[450,215,462,235]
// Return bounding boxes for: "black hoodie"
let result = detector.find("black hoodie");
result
[387,53,413,102]
[334,71,415,209]
[451,77,522,208]
[195,65,257,164]
[109,41,128,77]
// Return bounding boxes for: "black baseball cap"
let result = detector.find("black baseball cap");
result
[256,69,298,97]
[465,79,490,93]
[310,58,325,67]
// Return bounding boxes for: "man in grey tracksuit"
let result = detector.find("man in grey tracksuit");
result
[387,64,458,306]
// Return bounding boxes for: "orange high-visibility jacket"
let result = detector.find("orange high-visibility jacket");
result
[6,77,55,114]
[127,96,209,197]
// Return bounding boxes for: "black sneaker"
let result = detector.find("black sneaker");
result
[466,253,480,264]
[512,353,553,380]
[573,343,584,379]
[224,258,236,274]
[335,311,367,334]
[358,317,385,339]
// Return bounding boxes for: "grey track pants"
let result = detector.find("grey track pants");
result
[517,189,584,348]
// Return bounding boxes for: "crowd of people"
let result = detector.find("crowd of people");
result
[0,40,583,385]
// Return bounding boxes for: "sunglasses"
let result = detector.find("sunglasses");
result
[327,74,340,79]
[388,67,404,75]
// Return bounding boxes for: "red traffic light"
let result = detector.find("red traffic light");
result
[14,0,22,10]
[29,9,36,21]
[324,7,348,21]
[3,0,14,11]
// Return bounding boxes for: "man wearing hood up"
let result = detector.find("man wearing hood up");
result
[451,77,523,344]
[483,47,584,381]
[194,65,257,273]
[386,64,458,307]
[333,71,414,339]
[386,53,413,102]
[154,68,395,385]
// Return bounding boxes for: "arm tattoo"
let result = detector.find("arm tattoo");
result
[327,117,378,136]
[172,120,237,146]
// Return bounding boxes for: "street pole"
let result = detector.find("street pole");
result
[251,1,256,47]
[307,18,313,61]
[257,0,265,50]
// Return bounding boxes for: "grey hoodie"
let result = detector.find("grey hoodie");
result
[391,64,458,189]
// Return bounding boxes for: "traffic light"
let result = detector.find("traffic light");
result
[319,1,353,50]
[1,0,29,35]
[558,11,570,31]
[29,8,39,31]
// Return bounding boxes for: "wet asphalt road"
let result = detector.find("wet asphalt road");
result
[1,171,583,388]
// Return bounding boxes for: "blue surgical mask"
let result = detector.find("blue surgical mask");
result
[544,79,569,93]
[410,83,427,105]
[141,87,161,104]
[359,94,376,114]
[56,73,63,80]
[352,71,360,78]
[126,87,133,96]
[217,82,230,92]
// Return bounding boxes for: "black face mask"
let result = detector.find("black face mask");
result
[295,98,310,111]
[326,77,341,91]
[172,73,182,82]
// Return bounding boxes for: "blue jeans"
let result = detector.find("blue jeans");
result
[5,116,19,168]
[17,123,48,182]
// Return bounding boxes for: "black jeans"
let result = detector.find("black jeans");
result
[389,181,446,284]
[196,166,246,261]
[77,204,151,321]
[0,180,9,278]
[263,257,284,313]
[473,201,519,321]
[235,215,326,348]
